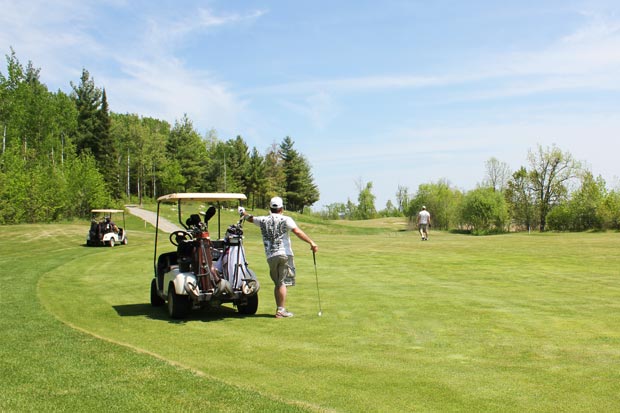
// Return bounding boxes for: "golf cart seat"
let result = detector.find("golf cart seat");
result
[157,252,178,289]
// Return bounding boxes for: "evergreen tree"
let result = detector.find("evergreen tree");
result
[279,136,319,212]
[96,88,120,197]
[166,115,207,192]
[71,69,102,158]
[246,147,266,209]
[262,142,286,207]
[226,135,250,193]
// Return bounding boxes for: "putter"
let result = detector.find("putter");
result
[313,250,323,316]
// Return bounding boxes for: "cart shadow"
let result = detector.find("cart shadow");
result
[112,303,273,323]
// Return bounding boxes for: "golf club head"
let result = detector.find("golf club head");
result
[204,206,216,222]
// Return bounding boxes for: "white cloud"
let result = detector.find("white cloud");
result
[103,56,246,134]
[278,91,340,130]
[249,8,620,105]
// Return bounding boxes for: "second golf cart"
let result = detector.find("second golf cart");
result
[86,209,128,247]
[150,193,260,319]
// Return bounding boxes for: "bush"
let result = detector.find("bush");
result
[460,187,509,233]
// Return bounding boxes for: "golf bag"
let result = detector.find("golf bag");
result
[218,222,260,295]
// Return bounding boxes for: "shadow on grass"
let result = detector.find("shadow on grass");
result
[113,303,273,323]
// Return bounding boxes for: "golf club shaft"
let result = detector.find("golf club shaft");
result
[313,251,322,314]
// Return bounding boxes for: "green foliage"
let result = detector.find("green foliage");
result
[319,202,347,219]
[64,153,111,217]
[380,199,402,217]
[406,179,463,230]
[0,149,30,223]
[395,184,410,214]
[167,115,208,192]
[505,166,537,231]
[279,136,319,212]
[246,147,267,209]
[460,187,509,234]
[354,180,377,219]
[527,144,580,231]
[1,50,323,222]
[547,172,610,231]
[601,189,620,230]
[71,69,102,157]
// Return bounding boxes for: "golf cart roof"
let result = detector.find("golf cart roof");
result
[157,193,247,203]
[91,209,125,213]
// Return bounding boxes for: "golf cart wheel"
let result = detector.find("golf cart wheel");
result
[150,278,165,307]
[237,294,258,315]
[167,282,190,319]
[122,237,128,245]
[109,238,115,247]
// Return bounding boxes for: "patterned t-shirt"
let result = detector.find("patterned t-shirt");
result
[252,213,298,258]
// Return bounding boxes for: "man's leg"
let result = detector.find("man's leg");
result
[274,284,287,308]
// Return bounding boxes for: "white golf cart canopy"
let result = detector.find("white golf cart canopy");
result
[156,193,247,203]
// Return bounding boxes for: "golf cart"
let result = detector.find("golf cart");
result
[150,193,260,319]
[86,209,128,247]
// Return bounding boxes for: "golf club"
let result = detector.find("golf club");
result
[313,250,323,316]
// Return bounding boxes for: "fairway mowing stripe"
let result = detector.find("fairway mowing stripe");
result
[40,305,336,413]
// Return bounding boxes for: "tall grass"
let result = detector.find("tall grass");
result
[2,216,619,412]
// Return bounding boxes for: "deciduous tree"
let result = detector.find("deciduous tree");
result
[527,144,580,231]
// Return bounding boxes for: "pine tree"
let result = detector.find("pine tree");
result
[71,69,102,158]
[96,89,120,197]
[279,136,319,212]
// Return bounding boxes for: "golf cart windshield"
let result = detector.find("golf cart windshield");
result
[155,193,247,239]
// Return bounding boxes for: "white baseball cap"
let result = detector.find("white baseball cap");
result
[270,196,284,209]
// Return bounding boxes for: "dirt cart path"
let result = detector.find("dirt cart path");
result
[125,206,182,233]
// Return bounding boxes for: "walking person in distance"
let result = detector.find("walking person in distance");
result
[417,206,431,241]
[239,197,318,318]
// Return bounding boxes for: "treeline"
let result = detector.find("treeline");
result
[0,49,319,224]
[323,146,620,233]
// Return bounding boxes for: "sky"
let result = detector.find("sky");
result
[2,0,619,209]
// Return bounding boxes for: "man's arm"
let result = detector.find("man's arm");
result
[239,207,254,223]
[292,227,318,253]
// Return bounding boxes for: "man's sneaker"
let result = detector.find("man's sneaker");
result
[275,309,294,318]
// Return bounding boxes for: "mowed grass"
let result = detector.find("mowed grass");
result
[2,215,620,412]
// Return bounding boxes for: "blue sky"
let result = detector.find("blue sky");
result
[2,0,619,208]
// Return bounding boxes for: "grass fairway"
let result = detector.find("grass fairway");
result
[2,215,620,412]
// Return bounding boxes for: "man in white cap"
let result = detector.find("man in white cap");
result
[239,196,318,318]
[417,205,431,241]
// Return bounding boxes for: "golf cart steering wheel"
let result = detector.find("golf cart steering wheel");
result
[169,230,193,246]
